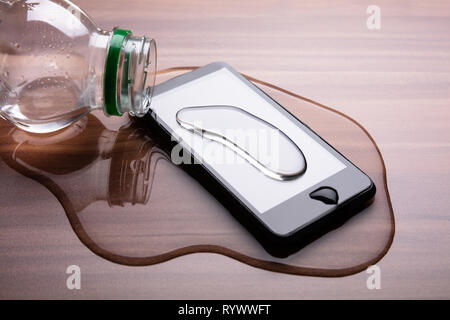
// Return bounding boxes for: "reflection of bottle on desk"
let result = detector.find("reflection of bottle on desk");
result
[0,114,168,214]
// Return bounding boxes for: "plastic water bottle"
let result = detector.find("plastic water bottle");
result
[0,0,157,133]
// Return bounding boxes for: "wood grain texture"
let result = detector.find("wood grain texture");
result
[1,0,449,299]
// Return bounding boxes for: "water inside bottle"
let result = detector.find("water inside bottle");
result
[0,75,91,133]
[176,105,307,181]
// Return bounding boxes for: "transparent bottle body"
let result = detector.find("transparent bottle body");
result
[0,0,156,133]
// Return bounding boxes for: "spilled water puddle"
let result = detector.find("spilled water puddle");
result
[0,67,395,277]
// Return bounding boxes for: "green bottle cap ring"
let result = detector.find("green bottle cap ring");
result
[104,28,132,116]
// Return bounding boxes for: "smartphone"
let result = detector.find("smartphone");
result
[144,62,375,253]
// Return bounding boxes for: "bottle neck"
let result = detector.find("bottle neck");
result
[88,29,157,118]
[120,34,157,117]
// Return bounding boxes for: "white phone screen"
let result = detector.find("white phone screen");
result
[151,67,346,214]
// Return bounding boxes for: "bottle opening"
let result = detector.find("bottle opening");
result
[104,29,157,117]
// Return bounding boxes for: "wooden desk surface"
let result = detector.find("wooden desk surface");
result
[1,0,449,299]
